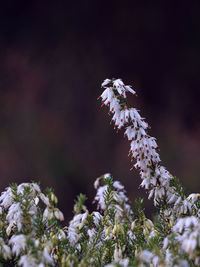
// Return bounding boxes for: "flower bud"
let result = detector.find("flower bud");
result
[131,220,136,231]
[51,193,58,204]
[144,219,154,230]
[105,226,111,237]
[143,228,149,237]
[112,224,121,235]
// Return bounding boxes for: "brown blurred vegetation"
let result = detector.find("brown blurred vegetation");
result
[0,1,200,220]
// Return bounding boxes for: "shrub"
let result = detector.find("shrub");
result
[0,79,199,266]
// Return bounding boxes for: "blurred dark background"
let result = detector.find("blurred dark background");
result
[0,0,200,220]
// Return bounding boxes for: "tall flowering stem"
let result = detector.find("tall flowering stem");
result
[99,79,195,218]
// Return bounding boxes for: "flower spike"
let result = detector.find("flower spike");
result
[99,79,194,217]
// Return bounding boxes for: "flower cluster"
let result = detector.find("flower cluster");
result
[0,183,64,267]
[99,79,197,219]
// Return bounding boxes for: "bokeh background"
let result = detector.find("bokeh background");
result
[0,0,200,221]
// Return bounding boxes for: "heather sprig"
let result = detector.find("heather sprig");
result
[99,79,197,221]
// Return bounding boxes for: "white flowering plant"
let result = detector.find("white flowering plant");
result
[0,79,200,266]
